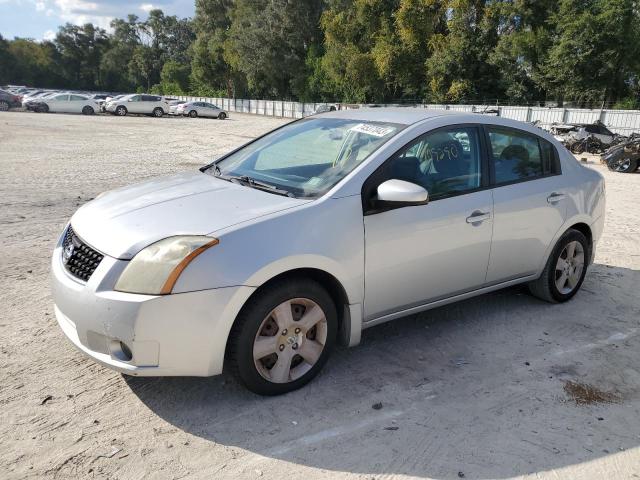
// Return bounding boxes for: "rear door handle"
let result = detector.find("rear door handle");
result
[547,192,566,204]
[466,211,491,224]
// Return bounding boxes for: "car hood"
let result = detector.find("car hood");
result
[71,171,310,259]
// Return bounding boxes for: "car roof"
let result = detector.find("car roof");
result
[318,107,457,125]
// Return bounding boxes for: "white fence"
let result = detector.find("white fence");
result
[175,96,640,135]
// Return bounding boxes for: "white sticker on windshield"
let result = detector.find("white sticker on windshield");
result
[349,123,395,137]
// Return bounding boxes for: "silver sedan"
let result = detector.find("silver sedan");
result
[177,101,227,119]
[51,109,605,395]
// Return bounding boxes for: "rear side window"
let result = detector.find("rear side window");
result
[488,127,558,185]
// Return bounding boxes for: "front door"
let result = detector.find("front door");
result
[363,125,493,321]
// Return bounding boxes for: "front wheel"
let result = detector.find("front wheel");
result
[82,106,94,115]
[528,229,589,303]
[153,107,164,117]
[218,112,227,120]
[0,100,9,112]
[188,110,197,118]
[227,278,337,395]
[115,106,127,116]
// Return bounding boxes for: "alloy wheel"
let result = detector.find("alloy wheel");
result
[555,240,585,294]
[253,298,328,384]
[614,159,631,172]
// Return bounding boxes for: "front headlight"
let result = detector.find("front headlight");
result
[115,236,219,295]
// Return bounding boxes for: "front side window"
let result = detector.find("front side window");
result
[383,126,482,199]
[209,118,403,198]
[488,127,549,184]
[70,95,86,101]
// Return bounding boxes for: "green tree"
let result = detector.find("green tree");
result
[540,0,640,106]
[224,0,324,98]
[190,0,239,96]
[425,0,503,103]
[486,0,558,104]
[55,23,109,89]
[158,60,190,94]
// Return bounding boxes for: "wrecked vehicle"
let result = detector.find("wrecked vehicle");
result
[551,121,618,146]
[602,134,640,173]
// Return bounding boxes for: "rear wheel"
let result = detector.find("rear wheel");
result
[227,278,337,395]
[188,110,197,118]
[115,106,127,116]
[528,229,589,303]
[218,112,227,120]
[0,100,9,112]
[82,106,94,115]
[153,107,164,117]
[608,157,638,173]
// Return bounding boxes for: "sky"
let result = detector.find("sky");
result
[0,0,195,40]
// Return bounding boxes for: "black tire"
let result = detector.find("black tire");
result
[570,142,585,154]
[227,278,337,395]
[218,112,227,120]
[115,106,127,116]
[153,107,164,117]
[0,100,9,112]
[37,104,49,113]
[528,229,590,303]
[82,106,94,115]
[608,156,638,173]
[188,110,197,118]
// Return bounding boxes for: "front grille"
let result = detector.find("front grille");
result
[61,225,104,281]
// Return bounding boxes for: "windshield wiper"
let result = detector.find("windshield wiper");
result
[210,166,294,197]
[234,175,294,197]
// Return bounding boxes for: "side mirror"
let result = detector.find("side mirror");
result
[377,179,428,204]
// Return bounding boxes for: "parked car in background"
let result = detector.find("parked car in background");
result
[32,93,100,115]
[603,133,640,173]
[105,94,168,117]
[168,100,186,115]
[52,109,605,395]
[313,104,337,114]
[22,91,57,108]
[176,101,227,119]
[90,94,110,112]
[102,94,124,112]
[0,89,23,111]
[24,92,60,111]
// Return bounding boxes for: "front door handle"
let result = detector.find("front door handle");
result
[547,192,566,204]
[466,211,491,224]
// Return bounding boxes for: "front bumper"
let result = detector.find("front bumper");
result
[51,234,255,376]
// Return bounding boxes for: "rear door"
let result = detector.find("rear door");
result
[127,95,143,113]
[47,94,69,112]
[68,95,87,113]
[204,103,221,117]
[485,126,566,283]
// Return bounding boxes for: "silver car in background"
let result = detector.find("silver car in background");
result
[176,101,227,119]
[51,109,605,395]
[105,94,168,117]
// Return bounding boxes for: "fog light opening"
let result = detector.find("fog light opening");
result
[109,339,133,362]
[120,342,133,361]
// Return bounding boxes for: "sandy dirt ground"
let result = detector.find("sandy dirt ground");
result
[1,111,639,480]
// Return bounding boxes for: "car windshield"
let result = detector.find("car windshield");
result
[207,117,403,198]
